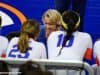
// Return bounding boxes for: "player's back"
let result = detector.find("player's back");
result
[0,35,8,56]
[6,37,46,60]
[47,31,92,60]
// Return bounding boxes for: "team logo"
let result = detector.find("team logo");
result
[0,2,27,36]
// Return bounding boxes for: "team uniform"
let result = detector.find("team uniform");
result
[6,37,46,59]
[94,40,100,65]
[0,35,8,57]
[47,31,93,75]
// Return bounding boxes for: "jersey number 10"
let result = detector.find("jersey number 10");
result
[57,34,74,47]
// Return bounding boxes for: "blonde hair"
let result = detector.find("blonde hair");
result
[42,9,62,25]
[18,19,39,53]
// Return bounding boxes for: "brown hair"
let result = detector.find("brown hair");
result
[0,61,9,75]
[18,61,42,75]
[18,61,53,75]
[18,19,39,53]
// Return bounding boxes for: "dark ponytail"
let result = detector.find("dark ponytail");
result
[57,11,80,56]
[62,11,80,46]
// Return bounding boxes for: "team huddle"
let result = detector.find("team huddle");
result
[0,9,100,74]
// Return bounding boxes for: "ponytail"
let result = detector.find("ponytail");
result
[18,32,29,53]
[57,11,80,56]
[18,19,40,53]
[62,11,80,46]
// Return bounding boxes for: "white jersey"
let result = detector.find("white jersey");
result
[6,37,46,60]
[94,40,100,65]
[0,35,8,57]
[47,31,92,60]
[47,31,92,75]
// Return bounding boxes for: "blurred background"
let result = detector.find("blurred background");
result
[0,0,100,42]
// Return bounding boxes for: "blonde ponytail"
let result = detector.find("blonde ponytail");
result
[18,19,39,53]
[18,32,29,53]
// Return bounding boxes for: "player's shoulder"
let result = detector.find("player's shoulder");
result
[78,31,92,39]
[51,31,64,35]
[8,37,19,46]
[30,39,45,48]
[94,39,100,46]
[34,41,46,50]
[35,41,45,48]
[49,31,64,38]
[10,37,19,42]
[0,35,8,42]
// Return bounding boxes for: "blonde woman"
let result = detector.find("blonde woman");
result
[6,19,46,59]
[42,9,62,39]
[38,9,62,58]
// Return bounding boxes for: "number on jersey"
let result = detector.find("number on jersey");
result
[57,34,74,47]
[8,45,32,58]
